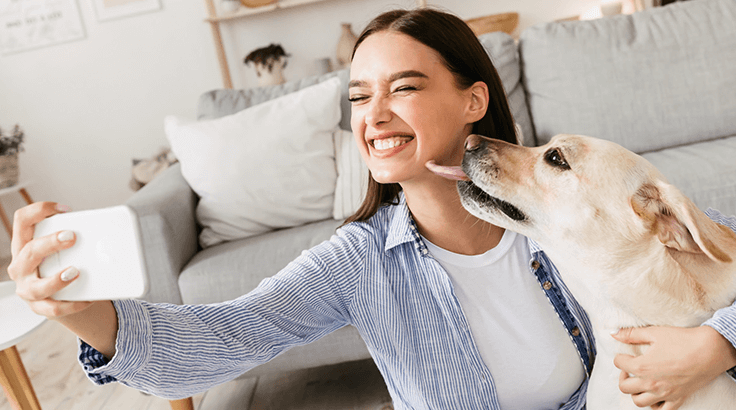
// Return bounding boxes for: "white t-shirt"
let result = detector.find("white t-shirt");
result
[422,229,585,410]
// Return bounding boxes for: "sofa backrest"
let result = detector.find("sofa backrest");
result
[196,32,534,147]
[478,32,535,147]
[519,0,736,153]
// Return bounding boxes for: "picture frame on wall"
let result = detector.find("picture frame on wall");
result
[0,0,86,55]
[92,0,161,21]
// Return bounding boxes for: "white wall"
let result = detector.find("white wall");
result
[0,0,598,256]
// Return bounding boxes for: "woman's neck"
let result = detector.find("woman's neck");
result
[403,179,505,255]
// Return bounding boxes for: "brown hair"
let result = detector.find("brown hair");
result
[344,8,517,224]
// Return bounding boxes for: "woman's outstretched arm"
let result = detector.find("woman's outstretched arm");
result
[8,202,118,359]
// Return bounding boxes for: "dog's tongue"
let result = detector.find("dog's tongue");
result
[425,160,470,181]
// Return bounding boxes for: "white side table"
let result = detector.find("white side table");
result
[0,181,34,237]
[0,281,45,410]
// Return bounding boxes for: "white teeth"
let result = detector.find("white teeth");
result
[372,137,411,151]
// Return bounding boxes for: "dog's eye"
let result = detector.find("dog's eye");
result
[544,148,570,170]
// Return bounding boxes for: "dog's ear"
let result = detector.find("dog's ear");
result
[631,182,735,263]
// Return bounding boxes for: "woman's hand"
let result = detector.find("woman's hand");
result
[612,325,736,409]
[8,201,93,317]
[8,201,120,359]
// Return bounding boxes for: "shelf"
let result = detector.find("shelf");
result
[203,0,426,88]
[206,0,332,22]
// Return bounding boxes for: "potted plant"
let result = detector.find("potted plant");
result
[0,125,24,189]
[244,44,290,87]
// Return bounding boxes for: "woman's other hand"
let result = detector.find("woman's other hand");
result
[612,325,736,409]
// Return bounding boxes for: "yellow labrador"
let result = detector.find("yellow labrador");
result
[428,134,736,409]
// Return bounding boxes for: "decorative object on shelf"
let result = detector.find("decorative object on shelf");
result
[336,23,357,69]
[581,1,620,19]
[221,0,241,13]
[244,43,290,86]
[465,12,519,36]
[240,0,276,8]
[581,0,629,20]
[0,0,85,55]
[0,125,24,189]
[130,148,178,191]
[92,0,161,21]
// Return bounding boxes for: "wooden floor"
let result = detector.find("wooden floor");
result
[0,271,393,410]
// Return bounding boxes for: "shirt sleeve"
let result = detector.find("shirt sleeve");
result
[77,230,366,399]
[701,208,736,380]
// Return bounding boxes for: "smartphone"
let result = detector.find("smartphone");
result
[33,205,148,301]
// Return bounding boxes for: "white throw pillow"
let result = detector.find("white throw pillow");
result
[332,129,369,220]
[165,77,342,248]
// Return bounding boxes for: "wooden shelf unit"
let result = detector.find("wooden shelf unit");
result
[203,0,427,88]
[206,0,332,23]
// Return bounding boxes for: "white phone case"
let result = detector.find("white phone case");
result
[34,205,148,301]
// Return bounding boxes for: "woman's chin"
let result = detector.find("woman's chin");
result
[371,172,398,184]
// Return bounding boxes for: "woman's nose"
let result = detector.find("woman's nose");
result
[365,96,392,125]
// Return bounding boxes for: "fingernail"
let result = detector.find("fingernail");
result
[61,267,79,282]
[58,231,75,242]
[56,204,71,213]
[610,329,620,335]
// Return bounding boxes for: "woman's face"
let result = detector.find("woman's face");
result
[349,31,480,185]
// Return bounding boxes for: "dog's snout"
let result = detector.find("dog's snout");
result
[465,134,486,152]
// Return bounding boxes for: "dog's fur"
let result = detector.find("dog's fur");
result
[454,134,736,409]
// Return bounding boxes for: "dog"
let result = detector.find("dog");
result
[427,134,736,409]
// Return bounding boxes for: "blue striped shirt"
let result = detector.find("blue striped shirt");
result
[78,196,736,409]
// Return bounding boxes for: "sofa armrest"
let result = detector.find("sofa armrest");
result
[126,162,198,304]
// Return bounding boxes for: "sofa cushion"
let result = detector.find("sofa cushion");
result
[166,78,341,248]
[198,69,352,131]
[478,32,535,147]
[179,218,344,304]
[333,129,369,220]
[520,0,736,153]
[641,134,736,216]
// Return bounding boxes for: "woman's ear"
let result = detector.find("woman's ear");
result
[465,81,489,123]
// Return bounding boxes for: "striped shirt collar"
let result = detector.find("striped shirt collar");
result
[384,192,430,256]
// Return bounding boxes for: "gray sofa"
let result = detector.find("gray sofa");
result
[128,0,736,382]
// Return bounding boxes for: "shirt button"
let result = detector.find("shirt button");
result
[571,326,581,337]
[531,260,541,270]
[542,280,553,290]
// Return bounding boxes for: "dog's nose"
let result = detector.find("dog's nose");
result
[465,134,486,152]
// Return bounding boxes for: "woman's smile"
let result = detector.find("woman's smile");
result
[369,132,415,157]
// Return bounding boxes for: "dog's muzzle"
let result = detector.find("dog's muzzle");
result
[458,180,527,222]
[460,135,528,223]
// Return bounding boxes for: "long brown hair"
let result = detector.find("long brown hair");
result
[344,8,517,224]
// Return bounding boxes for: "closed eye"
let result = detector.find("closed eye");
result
[393,85,417,93]
[350,85,418,103]
[544,148,570,170]
[348,95,368,103]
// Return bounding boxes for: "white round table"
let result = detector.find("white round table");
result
[0,280,45,410]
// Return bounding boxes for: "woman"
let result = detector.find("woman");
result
[9,8,736,410]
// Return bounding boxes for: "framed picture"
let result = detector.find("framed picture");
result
[0,0,86,55]
[92,0,161,21]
